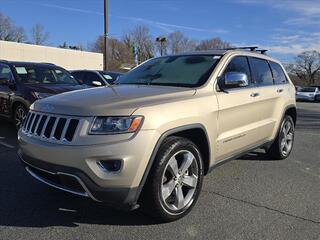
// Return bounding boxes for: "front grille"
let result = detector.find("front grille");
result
[22,112,80,143]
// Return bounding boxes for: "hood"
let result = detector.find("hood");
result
[25,84,86,94]
[32,85,196,116]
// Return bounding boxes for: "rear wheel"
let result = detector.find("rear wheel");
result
[14,104,28,130]
[267,115,295,160]
[142,137,204,222]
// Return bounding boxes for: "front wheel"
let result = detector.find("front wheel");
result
[142,137,204,222]
[14,104,28,130]
[267,115,295,160]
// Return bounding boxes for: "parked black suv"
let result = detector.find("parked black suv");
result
[0,61,85,129]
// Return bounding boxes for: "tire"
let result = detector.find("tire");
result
[142,136,204,222]
[13,104,28,131]
[267,115,295,160]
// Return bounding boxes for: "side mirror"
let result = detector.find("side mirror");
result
[0,77,10,85]
[92,81,102,87]
[224,72,249,88]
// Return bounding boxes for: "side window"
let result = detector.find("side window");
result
[249,58,273,86]
[84,72,103,85]
[72,71,84,84]
[0,64,14,81]
[223,56,251,88]
[270,62,288,84]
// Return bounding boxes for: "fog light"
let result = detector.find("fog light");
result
[97,160,122,172]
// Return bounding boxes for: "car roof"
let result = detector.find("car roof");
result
[0,60,57,68]
[71,70,123,74]
[162,49,279,63]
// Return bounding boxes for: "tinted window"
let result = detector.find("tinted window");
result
[14,65,77,85]
[249,58,273,86]
[0,64,14,81]
[117,55,220,87]
[270,62,287,84]
[72,71,84,83]
[223,56,251,87]
[84,72,104,85]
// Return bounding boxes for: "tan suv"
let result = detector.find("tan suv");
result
[18,47,296,222]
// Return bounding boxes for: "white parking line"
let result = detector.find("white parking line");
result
[0,140,15,149]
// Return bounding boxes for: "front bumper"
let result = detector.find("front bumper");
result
[296,95,315,101]
[18,129,159,208]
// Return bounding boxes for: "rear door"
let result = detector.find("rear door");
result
[216,56,263,160]
[248,58,288,140]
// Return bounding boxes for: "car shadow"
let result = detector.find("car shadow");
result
[0,172,158,228]
[237,150,277,161]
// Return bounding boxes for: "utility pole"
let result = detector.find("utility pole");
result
[156,37,167,56]
[103,0,108,71]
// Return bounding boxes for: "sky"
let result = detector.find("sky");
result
[1,0,320,62]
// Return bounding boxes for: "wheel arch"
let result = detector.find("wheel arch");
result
[284,105,297,126]
[135,124,211,204]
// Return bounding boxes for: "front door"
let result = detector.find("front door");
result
[216,56,262,161]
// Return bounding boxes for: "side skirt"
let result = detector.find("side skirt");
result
[208,140,273,173]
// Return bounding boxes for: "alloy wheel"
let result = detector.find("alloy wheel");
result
[161,150,199,211]
[280,119,294,157]
[15,107,27,129]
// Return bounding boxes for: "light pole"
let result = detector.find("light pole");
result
[156,37,167,56]
[103,0,108,71]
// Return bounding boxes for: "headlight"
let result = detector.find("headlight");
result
[89,116,144,134]
[32,92,54,99]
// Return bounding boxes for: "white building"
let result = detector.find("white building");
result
[0,40,103,70]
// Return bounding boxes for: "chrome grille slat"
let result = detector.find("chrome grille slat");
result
[25,113,34,132]
[30,114,40,134]
[40,116,50,137]
[23,112,31,130]
[61,118,71,142]
[28,114,37,134]
[33,114,43,135]
[22,111,81,144]
[49,117,60,140]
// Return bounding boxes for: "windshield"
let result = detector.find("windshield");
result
[116,55,221,87]
[300,87,316,92]
[14,65,77,85]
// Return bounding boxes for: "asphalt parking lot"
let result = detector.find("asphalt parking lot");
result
[0,102,319,240]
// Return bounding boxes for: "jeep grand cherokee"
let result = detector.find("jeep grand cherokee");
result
[18,48,296,222]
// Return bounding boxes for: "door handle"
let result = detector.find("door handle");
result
[250,92,260,97]
[277,89,284,93]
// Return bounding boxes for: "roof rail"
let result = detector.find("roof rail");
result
[256,49,268,54]
[224,46,259,52]
[224,46,268,54]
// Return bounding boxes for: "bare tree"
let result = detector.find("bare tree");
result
[0,12,26,42]
[129,25,154,64]
[196,37,231,50]
[166,31,196,54]
[31,24,49,45]
[289,51,320,85]
[91,36,134,71]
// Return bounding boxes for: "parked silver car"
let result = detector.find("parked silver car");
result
[296,87,319,102]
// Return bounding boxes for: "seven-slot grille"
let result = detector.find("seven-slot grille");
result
[22,112,80,143]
